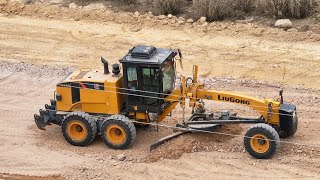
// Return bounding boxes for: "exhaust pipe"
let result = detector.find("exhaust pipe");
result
[101,57,109,74]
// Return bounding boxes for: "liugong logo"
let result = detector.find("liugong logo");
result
[218,95,251,105]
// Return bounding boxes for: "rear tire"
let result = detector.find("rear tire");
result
[244,123,280,159]
[62,112,97,146]
[101,115,136,149]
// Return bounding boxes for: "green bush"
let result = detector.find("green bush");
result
[154,0,184,15]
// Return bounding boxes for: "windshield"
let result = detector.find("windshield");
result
[162,59,175,94]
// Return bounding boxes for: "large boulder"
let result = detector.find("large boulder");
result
[198,16,206,24]
[275,19,292,28]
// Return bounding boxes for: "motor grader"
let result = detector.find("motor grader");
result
[34,45,298,159]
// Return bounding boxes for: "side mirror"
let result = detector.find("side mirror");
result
[178,49,182,59]
[177,49,183,70]
[279,90,284,104]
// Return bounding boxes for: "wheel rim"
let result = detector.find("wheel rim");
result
[106,125,126,145]
[67,120,87,141]
[250,134,270,153]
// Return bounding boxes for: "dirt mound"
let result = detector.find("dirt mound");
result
[1,2,320,42]
[146,124,243,162]
[0,174,61,180]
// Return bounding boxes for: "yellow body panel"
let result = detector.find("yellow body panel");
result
[56,86,73,111]
[56,69,124,115]
[196,89,280,125]
[79,88,107,113]
[105,77,124,114]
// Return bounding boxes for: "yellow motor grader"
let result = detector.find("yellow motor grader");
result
[34,45,298,159]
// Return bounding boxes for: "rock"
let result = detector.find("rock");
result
[274,19,292,29]
[161,20,168,25]
[148,11,153,17]
[48,0,63,6]
[177,20,185,25]
[0,0,7,5]
[9,0,31,4]
[235,17,254,24]
[198,16,206,24]
[158,15,166,20]
[299,25,309,32]
[178,17,185,21]
[170,19,177,24]
[69,3,77,9]
[202,22,208,27]
[186,19,194,23]
[218,149,224,152]
[83,3,106,10]
[316,14,320,20]
[117,154,127,161]
[167,14,173,19]
[134,11,140,16]
[287,28,298,33]
[272,64,280,68]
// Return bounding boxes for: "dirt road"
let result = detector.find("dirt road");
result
[0,6,320,179]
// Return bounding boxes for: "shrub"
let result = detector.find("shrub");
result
[256,0,314,18]
[192,0,236,21]
[154,0,184,15]
[192,0,255,21]
[118,0,136,5]
[237,0,255,13]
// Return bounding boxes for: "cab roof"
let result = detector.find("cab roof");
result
[119,45,177,65]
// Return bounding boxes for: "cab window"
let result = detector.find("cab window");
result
[127,67,138,90]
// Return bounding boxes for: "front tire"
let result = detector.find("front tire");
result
[62,112,97,146]
[244,123,280,159]
[101,115,136,149]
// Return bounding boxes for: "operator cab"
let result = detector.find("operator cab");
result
[119,45,177,114]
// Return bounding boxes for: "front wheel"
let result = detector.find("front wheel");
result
[244,123,280,159]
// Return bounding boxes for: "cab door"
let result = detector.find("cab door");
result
[124,65,162,113]
[125,66,142,111]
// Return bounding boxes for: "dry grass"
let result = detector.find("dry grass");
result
[118,0,136,5]
[192,0,255,21]
[154,0,184,15]
[237,0,255,13]
[256,0,314,18]
[192,0,233,21]
[192,0,314,21]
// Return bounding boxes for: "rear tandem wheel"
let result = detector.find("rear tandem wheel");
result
[101,115,136,150]
[61,112,97,146]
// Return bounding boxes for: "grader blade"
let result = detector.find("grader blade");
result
[150,131,188,152]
